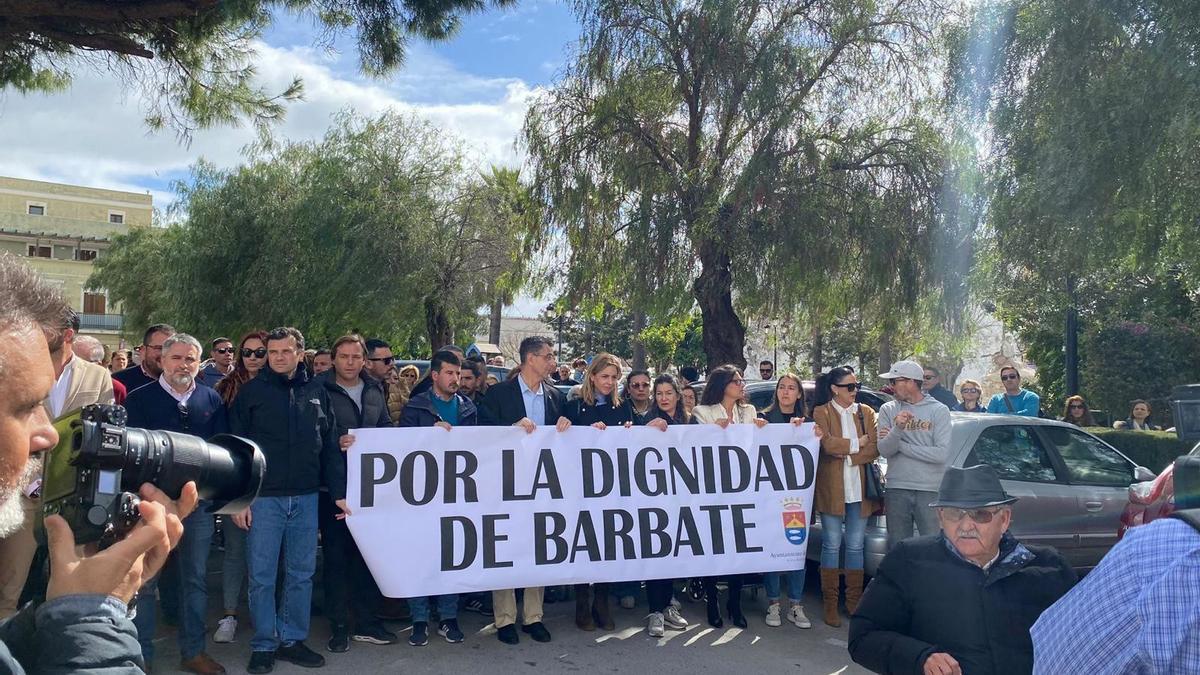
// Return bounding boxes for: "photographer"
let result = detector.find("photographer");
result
[0,253,195,673]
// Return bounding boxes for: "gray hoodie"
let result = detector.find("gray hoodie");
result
[876,393,953,492]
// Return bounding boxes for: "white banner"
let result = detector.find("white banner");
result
[345,423,818,598]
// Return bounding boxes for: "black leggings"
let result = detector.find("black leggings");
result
[645,579,674,613]
[702,575,744,607]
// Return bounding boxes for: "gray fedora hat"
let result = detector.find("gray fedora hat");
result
[928,465,1019,509]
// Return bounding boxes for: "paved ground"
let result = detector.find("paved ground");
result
[149,556,869,675]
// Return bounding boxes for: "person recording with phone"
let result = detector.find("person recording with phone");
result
[0,253,195,674]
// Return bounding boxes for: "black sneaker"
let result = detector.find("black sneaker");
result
[522,621,552,643]
[277,641,325,668]
[496,624,519,645]
[247,651,275,674]
[353,624,398,645]
[409,621,429,646]
[327,624,350,653]
[438,619,464,643]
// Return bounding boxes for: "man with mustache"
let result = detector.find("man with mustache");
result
[848,465,1076,675]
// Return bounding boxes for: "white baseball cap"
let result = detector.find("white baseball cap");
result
[878,360,924,381]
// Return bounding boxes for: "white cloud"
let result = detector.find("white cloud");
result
[0,41,536,210]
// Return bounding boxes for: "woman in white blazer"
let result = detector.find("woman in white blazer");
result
[690,365,767,629]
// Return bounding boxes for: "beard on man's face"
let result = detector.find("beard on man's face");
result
[0,453,41,538]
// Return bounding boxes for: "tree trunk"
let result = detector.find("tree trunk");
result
[631,309,647,370]
[693,240,746,372]
[879,331,893,375]
[488,297,503,345]
[809,326,823,379]
[424,297,453,353]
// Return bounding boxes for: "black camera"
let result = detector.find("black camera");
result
[40,404,266,546]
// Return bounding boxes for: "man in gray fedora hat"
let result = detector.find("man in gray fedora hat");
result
[848,465,1077,675]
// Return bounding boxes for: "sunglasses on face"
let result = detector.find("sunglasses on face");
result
[923,374,936,381]
[1001,374,1020,381]
[369,356,395,365]
[242,348,267,359]
[940,507,1002,524]
[629,382,650,389]
[214,347,235,354]
[1069,404,1085,409]
[961,388,980,394]
[832,382,860,392]
[890,377,914,385]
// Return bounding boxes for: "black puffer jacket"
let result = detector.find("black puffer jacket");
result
[230,365,339,497]
[317,370,391,500]
[849,533,1076,675]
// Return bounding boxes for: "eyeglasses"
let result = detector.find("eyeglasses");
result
[832,382,860,392]
[890,377,914,385]
[241,348,267,359]
[369,356,395,365]
[960,387,980,394]
[923,374,937,381]
[214,347,235,354]
[1069,404,1085,410]
[629,382,650,389]
[939,507,1002,524]
[1001,374,1020,381]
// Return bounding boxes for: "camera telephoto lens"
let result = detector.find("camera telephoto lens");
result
[119,428,266,514]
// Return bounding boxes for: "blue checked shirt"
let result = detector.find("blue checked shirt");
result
[1031,517,1200,674]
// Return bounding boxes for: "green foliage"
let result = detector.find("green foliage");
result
[1,0,512,136]
[89,111,530,351]
[538,302,635,359]
[523,0,954,369]
[1085,428,1193,472]
[1082,320,1200,427]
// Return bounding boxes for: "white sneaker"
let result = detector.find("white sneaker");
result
[663,605,688,630]
[213,615,237,643]
[620,595,636,609]
[788,604,812,629]
[647,612,665,638]
[668,596,681,610]
[765,603,782,627]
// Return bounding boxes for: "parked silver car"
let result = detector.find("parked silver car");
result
[807,413,1156,575]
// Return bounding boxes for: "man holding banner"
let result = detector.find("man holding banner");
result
[398,349,477,647]
[475,336,564,645]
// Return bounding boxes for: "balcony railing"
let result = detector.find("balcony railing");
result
[78,313,124,331]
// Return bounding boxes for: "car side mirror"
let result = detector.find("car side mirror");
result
[1133,466,1157,483]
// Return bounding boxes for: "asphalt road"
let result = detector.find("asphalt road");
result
[150,567,870,674]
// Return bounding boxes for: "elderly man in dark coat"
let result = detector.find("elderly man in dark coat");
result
[848,465,1077,675]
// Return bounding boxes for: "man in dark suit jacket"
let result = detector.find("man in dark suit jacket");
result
[477,336,564,646]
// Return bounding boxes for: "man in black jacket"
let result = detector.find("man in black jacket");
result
[230,327,340,673]
[848,465,1076,675]
[478,335,564,645]
[316,334,394,653]
[921,366,960,409]
[399,350,477,647]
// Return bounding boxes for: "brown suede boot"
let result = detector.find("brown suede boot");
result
[574,584,595,631]
[843,569,865,615]
[820,568,842,627]
[592,584,615,631]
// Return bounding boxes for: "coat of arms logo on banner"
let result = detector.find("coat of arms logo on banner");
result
[782,498,807,545]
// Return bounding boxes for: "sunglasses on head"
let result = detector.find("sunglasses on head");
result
[241,348,267,359]
[832,381,860,392]
[214,347,235,354]
[369,356,395,365]
[939,507,1002,524]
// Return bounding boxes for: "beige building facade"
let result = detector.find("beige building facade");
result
[0,176,152,351]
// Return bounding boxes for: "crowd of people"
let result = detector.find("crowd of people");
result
[0,247,1193,675]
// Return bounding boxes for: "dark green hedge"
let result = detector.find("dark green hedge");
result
[1086,427,1195,472]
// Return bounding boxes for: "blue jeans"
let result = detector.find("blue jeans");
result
[134,503,215,662]
[409,594,459,623]
[221,517,247,613]
[247,493,318,652]
[763,568,806,602]
[820,504,867,570]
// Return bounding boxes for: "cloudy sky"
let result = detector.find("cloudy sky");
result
[0,1,579,210]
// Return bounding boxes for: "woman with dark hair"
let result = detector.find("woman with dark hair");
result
[625,369,655,424]
[811,366,879,628]
[555,353,633,632]
[1117,399,1161,431]
[1061,395,1096,427]
[758,372,816,629]
[690,365,767,628]
[681,384,698,420]
[211,330,267,644]
[639,374,690,636]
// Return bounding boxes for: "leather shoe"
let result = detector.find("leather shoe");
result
[497,624,520,645]
[181,653,226,675]
[522,621,552,642]
[247,651,275,674]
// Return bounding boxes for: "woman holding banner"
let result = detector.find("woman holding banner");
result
[690,365,768,628]
[556,353,634,632]
[758,372,815,629]
[637,374,691,637]
[811,366,879,628]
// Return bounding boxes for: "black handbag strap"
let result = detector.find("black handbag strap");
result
[1004,394,1015,413]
